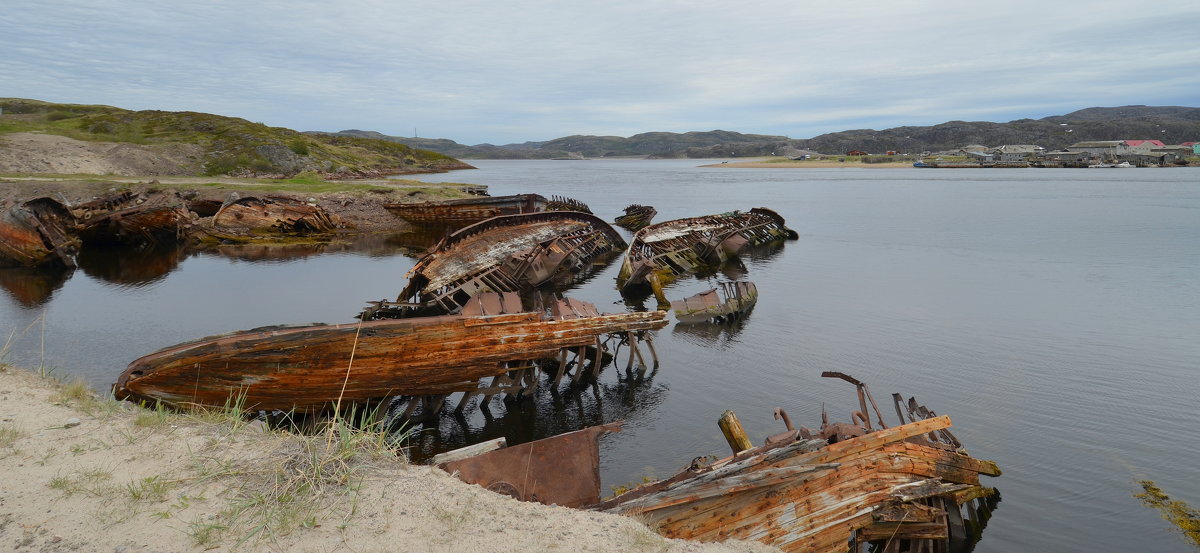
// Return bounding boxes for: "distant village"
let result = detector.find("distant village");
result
[848,139,1199,168]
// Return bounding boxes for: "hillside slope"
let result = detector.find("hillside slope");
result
[333,106,1200,159]
[0,99,472,177]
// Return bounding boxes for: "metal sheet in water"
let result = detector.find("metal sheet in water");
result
[439,421,623,507]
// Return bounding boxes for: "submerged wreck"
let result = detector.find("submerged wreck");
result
[114,292,667,413]
[374,211,626,316]
[670,281,757,324]
[209,195,340,237]
[71,189,193,248]
[437,372,1000,553]
[384,193,591,228]
[0,197,80,268]
[385,194,549,227]
[613,204,656,231]
[617,208,797,304]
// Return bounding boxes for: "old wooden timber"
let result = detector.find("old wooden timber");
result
[617,208,797,304]
[380,211,626,316]
[594,373,1001,552]
[114,293,667,413]
[613,204,656,231]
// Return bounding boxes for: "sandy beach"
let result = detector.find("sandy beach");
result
[0,366,778,553]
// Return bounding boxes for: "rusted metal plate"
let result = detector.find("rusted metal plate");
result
[440,421,623,507]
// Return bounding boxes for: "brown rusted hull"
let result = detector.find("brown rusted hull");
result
[596,415,999,553]
[0,198,80,267]
[212,196,338,234]
[617,208,797,293]
[438,422,623,508]
[114,302,667,412]
[384,194,548,227]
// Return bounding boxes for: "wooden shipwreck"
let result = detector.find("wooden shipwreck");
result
[384,194,591,228]
[210,195,340,236]
[435,372,1000,553]
[613,204,656,231]
[114,293,667,414]
[375,211,626,316]
[670,281,757,324]
[617,208,797,304]
[71,189,193,248]
[0,197,80,268]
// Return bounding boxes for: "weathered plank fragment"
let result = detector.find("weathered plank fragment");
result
[595,395,999,553]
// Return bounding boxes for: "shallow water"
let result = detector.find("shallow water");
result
[3,160,1198,552]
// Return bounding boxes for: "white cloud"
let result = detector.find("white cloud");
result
[2,0,1198,144]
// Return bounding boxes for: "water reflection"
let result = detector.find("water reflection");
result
[405,370,668,464]
[77,246,185,286]
[0,265,74,307]
[671,316,755,346]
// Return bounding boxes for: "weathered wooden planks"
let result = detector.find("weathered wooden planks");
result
[115,298,667,412]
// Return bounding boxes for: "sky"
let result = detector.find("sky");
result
[3,1,1199,145]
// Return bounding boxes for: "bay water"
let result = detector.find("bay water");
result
[2,160,1197,552]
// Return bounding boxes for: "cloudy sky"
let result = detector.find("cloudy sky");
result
[4,1,1199,144]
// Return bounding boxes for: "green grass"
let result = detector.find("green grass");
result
[1,98,466,177]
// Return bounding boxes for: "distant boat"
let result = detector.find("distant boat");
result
[1088,161,1134,168]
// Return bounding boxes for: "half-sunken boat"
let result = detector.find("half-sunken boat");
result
[595,373,1001,552]
[613,204,656,231]
[210,195,340,236]
[376,211,626,316]
[114,292,667,412]
[384,194,553,228]
[71,189,192,248]
[0,197,80,267]
[617,208,797,302]
[670,281,757,323]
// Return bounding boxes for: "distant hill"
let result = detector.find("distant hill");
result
[0,98,471,177]
[330,106,1200,159]
[323,129,794,159]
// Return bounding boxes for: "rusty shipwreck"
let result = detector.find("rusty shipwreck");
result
[114,292,666,413]
[617,208,797,304]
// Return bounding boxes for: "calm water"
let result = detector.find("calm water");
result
[2,160,1198,552]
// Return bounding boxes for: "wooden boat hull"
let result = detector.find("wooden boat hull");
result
[596,416,1000,553]
[395,211,626,314]
[384,194,548,227]
[617,208,796,303]
[114,307,666,411]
